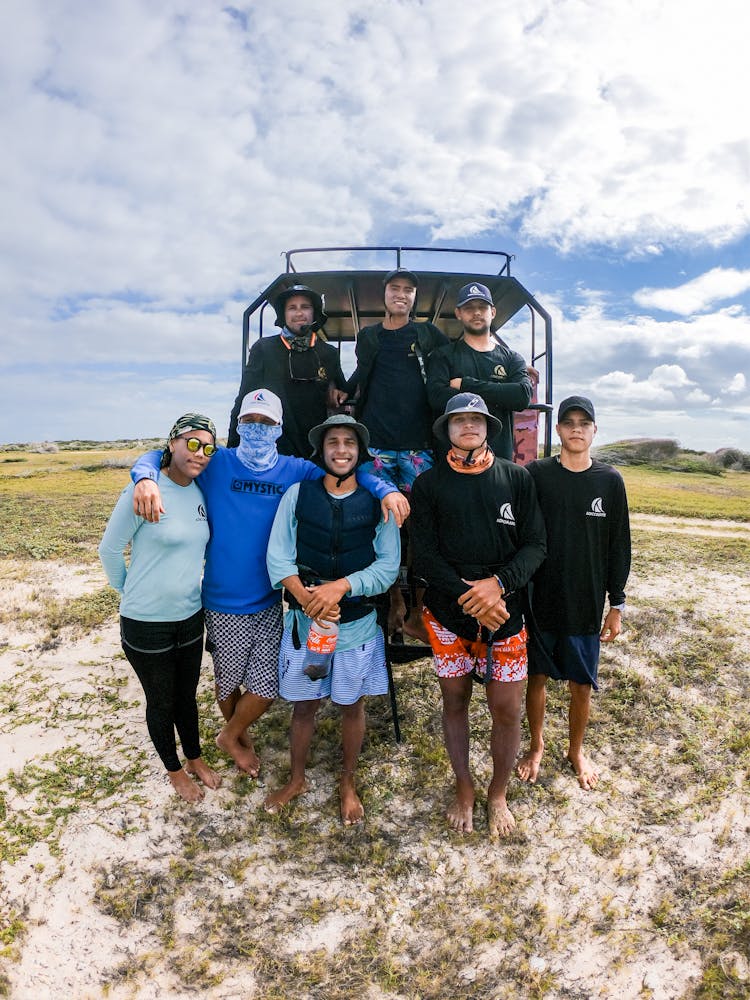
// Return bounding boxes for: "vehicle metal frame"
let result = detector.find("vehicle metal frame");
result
[241,245,553,456]
[238,246,555,740]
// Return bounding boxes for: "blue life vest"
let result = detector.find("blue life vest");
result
[293,479,380,622]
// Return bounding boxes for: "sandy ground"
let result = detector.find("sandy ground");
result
[1,519,749,999]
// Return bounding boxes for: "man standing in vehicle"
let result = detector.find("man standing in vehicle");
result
[348,267,448,490]
[517,395,631,790]
[411,393,546,837]
[228,285,347,458]
[427,282,533,461]
[346,268,449,639]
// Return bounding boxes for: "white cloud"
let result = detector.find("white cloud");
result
[685,388,711,404]
[2,0,750,449]
[726,373,747,394]
[647,365,695,390]
[591,369,680,405]
[634,268,750,315]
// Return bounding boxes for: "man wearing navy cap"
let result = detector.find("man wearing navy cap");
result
[427,282,533,461]
[517,395,631,790]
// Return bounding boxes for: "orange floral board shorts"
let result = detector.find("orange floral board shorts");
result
[423,607,528,683]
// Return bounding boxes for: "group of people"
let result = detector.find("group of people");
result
[99,269,631,836]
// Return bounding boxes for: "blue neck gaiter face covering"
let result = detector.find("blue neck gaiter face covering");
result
[237,422,282,472]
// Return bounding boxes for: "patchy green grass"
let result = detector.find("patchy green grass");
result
[0,446,144,561]
[650,860,750,999]
[1,746,147,865]
[1,449,749,997]
[620,466,750,520]
[631,529,750,576]
[2,445,747,565]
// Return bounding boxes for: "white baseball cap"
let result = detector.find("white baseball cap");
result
[238,388,283,424]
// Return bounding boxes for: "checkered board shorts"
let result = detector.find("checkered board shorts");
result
[204,604,283,701]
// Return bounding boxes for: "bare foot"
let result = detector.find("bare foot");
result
[340,774,364,826]
[517,746,544,784]
[263,777,308,814]
[216,728,260,776]
[567,751,599,790]
[488,797,516,838]
[168,768,204,802]
[239,730,254,750]
[403,609,430,644]
[446,780,475,833]
[186,757,222,790]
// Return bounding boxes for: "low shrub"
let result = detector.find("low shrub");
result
[712,448,750,471]
[595,438,680,466]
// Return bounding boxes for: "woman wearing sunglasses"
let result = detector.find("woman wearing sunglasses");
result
[99,413,222,802]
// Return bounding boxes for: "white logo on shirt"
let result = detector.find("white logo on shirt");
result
[586,497,606,518]
[496,502,516,526]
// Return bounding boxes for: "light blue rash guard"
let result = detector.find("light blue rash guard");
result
[99,477,209,622]
[131,448,397,616]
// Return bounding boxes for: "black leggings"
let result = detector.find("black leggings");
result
[120,610,204,772]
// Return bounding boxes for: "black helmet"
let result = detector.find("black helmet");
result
[273,284,328,331]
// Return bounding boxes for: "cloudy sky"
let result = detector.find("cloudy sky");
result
[2,0,748,450]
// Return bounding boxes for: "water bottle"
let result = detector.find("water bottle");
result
[302,620,339,680]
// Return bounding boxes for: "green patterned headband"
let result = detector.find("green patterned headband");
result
[161,412,217,467]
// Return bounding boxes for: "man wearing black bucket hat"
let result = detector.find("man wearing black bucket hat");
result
[228,284,348,457]
[411,393,546,837]
[517,395,631,791]
[265,415,400,825]
[427,281,533,461]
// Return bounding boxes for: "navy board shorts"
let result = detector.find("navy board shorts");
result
[528,630,600,690]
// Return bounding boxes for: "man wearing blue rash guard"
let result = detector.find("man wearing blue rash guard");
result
[131,388,409,777]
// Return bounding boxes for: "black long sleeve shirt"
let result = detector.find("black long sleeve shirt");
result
[228,335,346,456]
[527,457,631,634]
[426,337,533,460]
[411,457,546,640]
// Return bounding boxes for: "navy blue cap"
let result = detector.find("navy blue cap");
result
[456,282,494,308]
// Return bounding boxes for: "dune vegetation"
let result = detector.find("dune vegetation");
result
[0,441,748,998]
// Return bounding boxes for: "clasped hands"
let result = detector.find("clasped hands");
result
[302,579,350,623]
[458,577,509,631]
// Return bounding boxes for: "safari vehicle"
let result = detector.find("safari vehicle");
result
[237,246,554,738]
[238,245,553,460]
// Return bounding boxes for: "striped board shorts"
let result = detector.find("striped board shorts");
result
[278,627,388,705]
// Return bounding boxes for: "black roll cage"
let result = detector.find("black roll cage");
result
[240,246,553,456]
